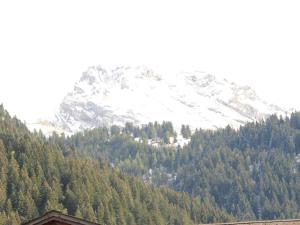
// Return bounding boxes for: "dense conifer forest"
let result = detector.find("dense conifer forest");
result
[1,103,299,224]
[61,114,300,221]
[0,105,232,225]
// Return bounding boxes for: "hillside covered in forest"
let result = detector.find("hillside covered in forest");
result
[60,113,300,221]
[0,105,232,225]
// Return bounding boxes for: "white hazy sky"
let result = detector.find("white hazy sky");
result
[0,0,300,122]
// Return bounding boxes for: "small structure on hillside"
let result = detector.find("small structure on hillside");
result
[202,219,300,225]
[21,210,99,225]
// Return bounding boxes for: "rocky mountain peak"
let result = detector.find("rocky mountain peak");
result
[45,65,289,134]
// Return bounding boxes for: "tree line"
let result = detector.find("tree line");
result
[0,105,232,225]
[62,113,300,220]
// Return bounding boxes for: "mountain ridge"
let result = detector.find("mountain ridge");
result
[30,65,289,135]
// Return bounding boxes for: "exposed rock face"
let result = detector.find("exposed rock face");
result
[53,65,288,133]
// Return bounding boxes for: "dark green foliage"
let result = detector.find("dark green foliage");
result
[181,125,191,139]
[0,105,232,225]
[123,121,176,144]
[66,113,300,221]
[290,112,300,130]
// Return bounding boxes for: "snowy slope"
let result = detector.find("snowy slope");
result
[51,65,287,133]
[27,120,72,136]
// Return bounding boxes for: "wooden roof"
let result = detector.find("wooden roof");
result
[22,210,300,225]
[201,218,300,225]
[21,210,100,225]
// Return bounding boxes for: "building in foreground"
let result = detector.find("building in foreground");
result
[202,219,300,225]
[21,211,99,225]
[23,211,300,225]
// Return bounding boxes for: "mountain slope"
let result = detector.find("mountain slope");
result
[54,65,287,133]
[65,114,300,221]
[0,105,232,225]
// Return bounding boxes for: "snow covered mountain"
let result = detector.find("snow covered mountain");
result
[52,65,287,133]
